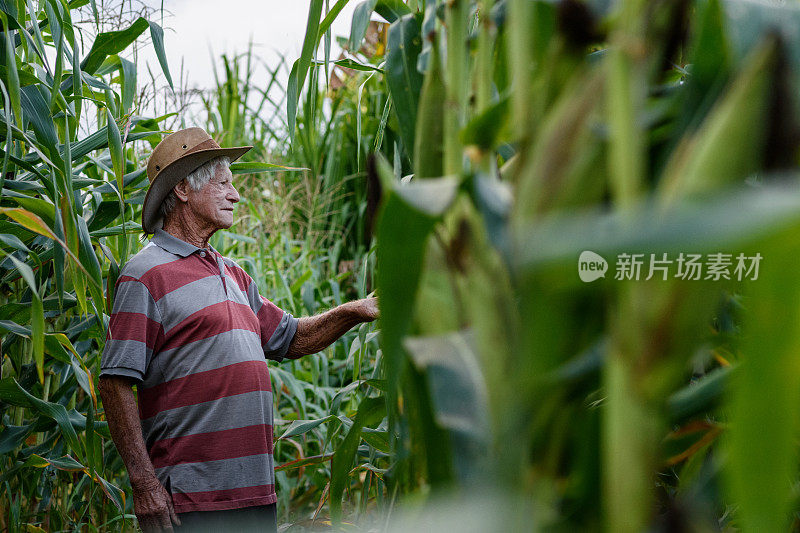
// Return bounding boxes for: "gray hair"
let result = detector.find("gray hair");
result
[159,156,231,221]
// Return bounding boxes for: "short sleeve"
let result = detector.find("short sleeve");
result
[100,277,164,382]
[244,279,298,362]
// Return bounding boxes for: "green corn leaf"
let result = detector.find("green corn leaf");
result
[4,24,22,125]
[329,395,385,523]
[349,0,377,51]
[677,0,730,136]
[289,269,313,295]
[0,233,29,251]
[513,68,604,219]
[85,400,99,478]
[42,334,97,406]
[0,319,31,337]
[1,254,44,381]
[40,454,86,472]
[148,20,173,89]
[0,80,12,192]
[89,222,141,238]
[94,473,126,511]
[287,0,324,143]
[22,454,51,469]
[279,415,340,439]
[70,32,82,131]
[414,30,445,178]
[70,126,152,161]
[42,334,72,365]
[0,207,99,287]
[408,331,492,482]
[229,161,309,174]
[385,13,424,161]
[3,251,37,295]
[89,0,98,27]
[30,295,44,384]
[727,222,800,532]
[0,377,83,460]
[62,200,87,316]
[105,109,124,191]
[45,5,65,116]
[80,17,149,75]
[63,111,75,192]
[312,57,383,72]
[374,155,457,438]
[324,0,331,87]
[9,193,56,227]
[375,0,411,22]
[116,56,136,114]
[76,215,104,318]
[287,59,300,143]
[0,65,38,87]
[20,85,62,165]
[515,180,800,273]
[0,424,33,454]
[460,96,510,154]
[668,366,732,423]
[357,72,377,170]
[276,453,334,471]
[658,38,776,205]
[360,428,390,453]
[318,0,350,47]
[87,200,122,232]
[52,202,66,307]
[24,0,51,72]
[45,0,73,47]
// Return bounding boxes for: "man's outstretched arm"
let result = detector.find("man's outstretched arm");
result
[285,297,378,358]
[98,375,181,532]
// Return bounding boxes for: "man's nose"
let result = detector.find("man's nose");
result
[228,185,240,203]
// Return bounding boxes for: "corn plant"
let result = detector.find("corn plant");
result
[0,1,182,529]
[292,0,800,530]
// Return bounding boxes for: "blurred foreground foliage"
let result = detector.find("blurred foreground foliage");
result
[292,0,800,531]
[4,0,800,531]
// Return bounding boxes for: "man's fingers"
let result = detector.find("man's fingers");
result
[139,517,158,533]
[159,509,174,532]
[169,500,182,526]
[138,506,174,533]
[138,514,153,532]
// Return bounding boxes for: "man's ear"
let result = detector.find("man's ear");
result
[173,179,190,203]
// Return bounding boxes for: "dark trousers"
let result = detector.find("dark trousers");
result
[175,503,277,533]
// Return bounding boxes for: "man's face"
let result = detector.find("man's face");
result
[186,163,240,230]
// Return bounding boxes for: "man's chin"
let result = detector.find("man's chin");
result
[217,213,235,229]
[211,219,234,231]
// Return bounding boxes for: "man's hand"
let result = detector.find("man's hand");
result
[98,376,181,532]
[353,296,379,322]
[132,475,181,532]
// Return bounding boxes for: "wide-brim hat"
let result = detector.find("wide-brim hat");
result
[141,127,252,233]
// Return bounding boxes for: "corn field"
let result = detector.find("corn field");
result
[2,0,800,531]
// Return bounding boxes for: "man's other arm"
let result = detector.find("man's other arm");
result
[285,297,378,358]
[98,375,181,532]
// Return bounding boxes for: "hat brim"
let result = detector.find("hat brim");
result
[141,145,252,234]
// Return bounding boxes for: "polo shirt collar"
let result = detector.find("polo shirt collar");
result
[151,229,205,257]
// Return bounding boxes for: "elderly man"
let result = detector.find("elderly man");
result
[97,128,378,533]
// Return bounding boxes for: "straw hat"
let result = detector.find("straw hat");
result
[141,128,252,233]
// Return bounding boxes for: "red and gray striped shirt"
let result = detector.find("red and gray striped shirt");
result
[100,229,298,513]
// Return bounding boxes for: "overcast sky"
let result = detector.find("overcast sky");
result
[136,1,358,93]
